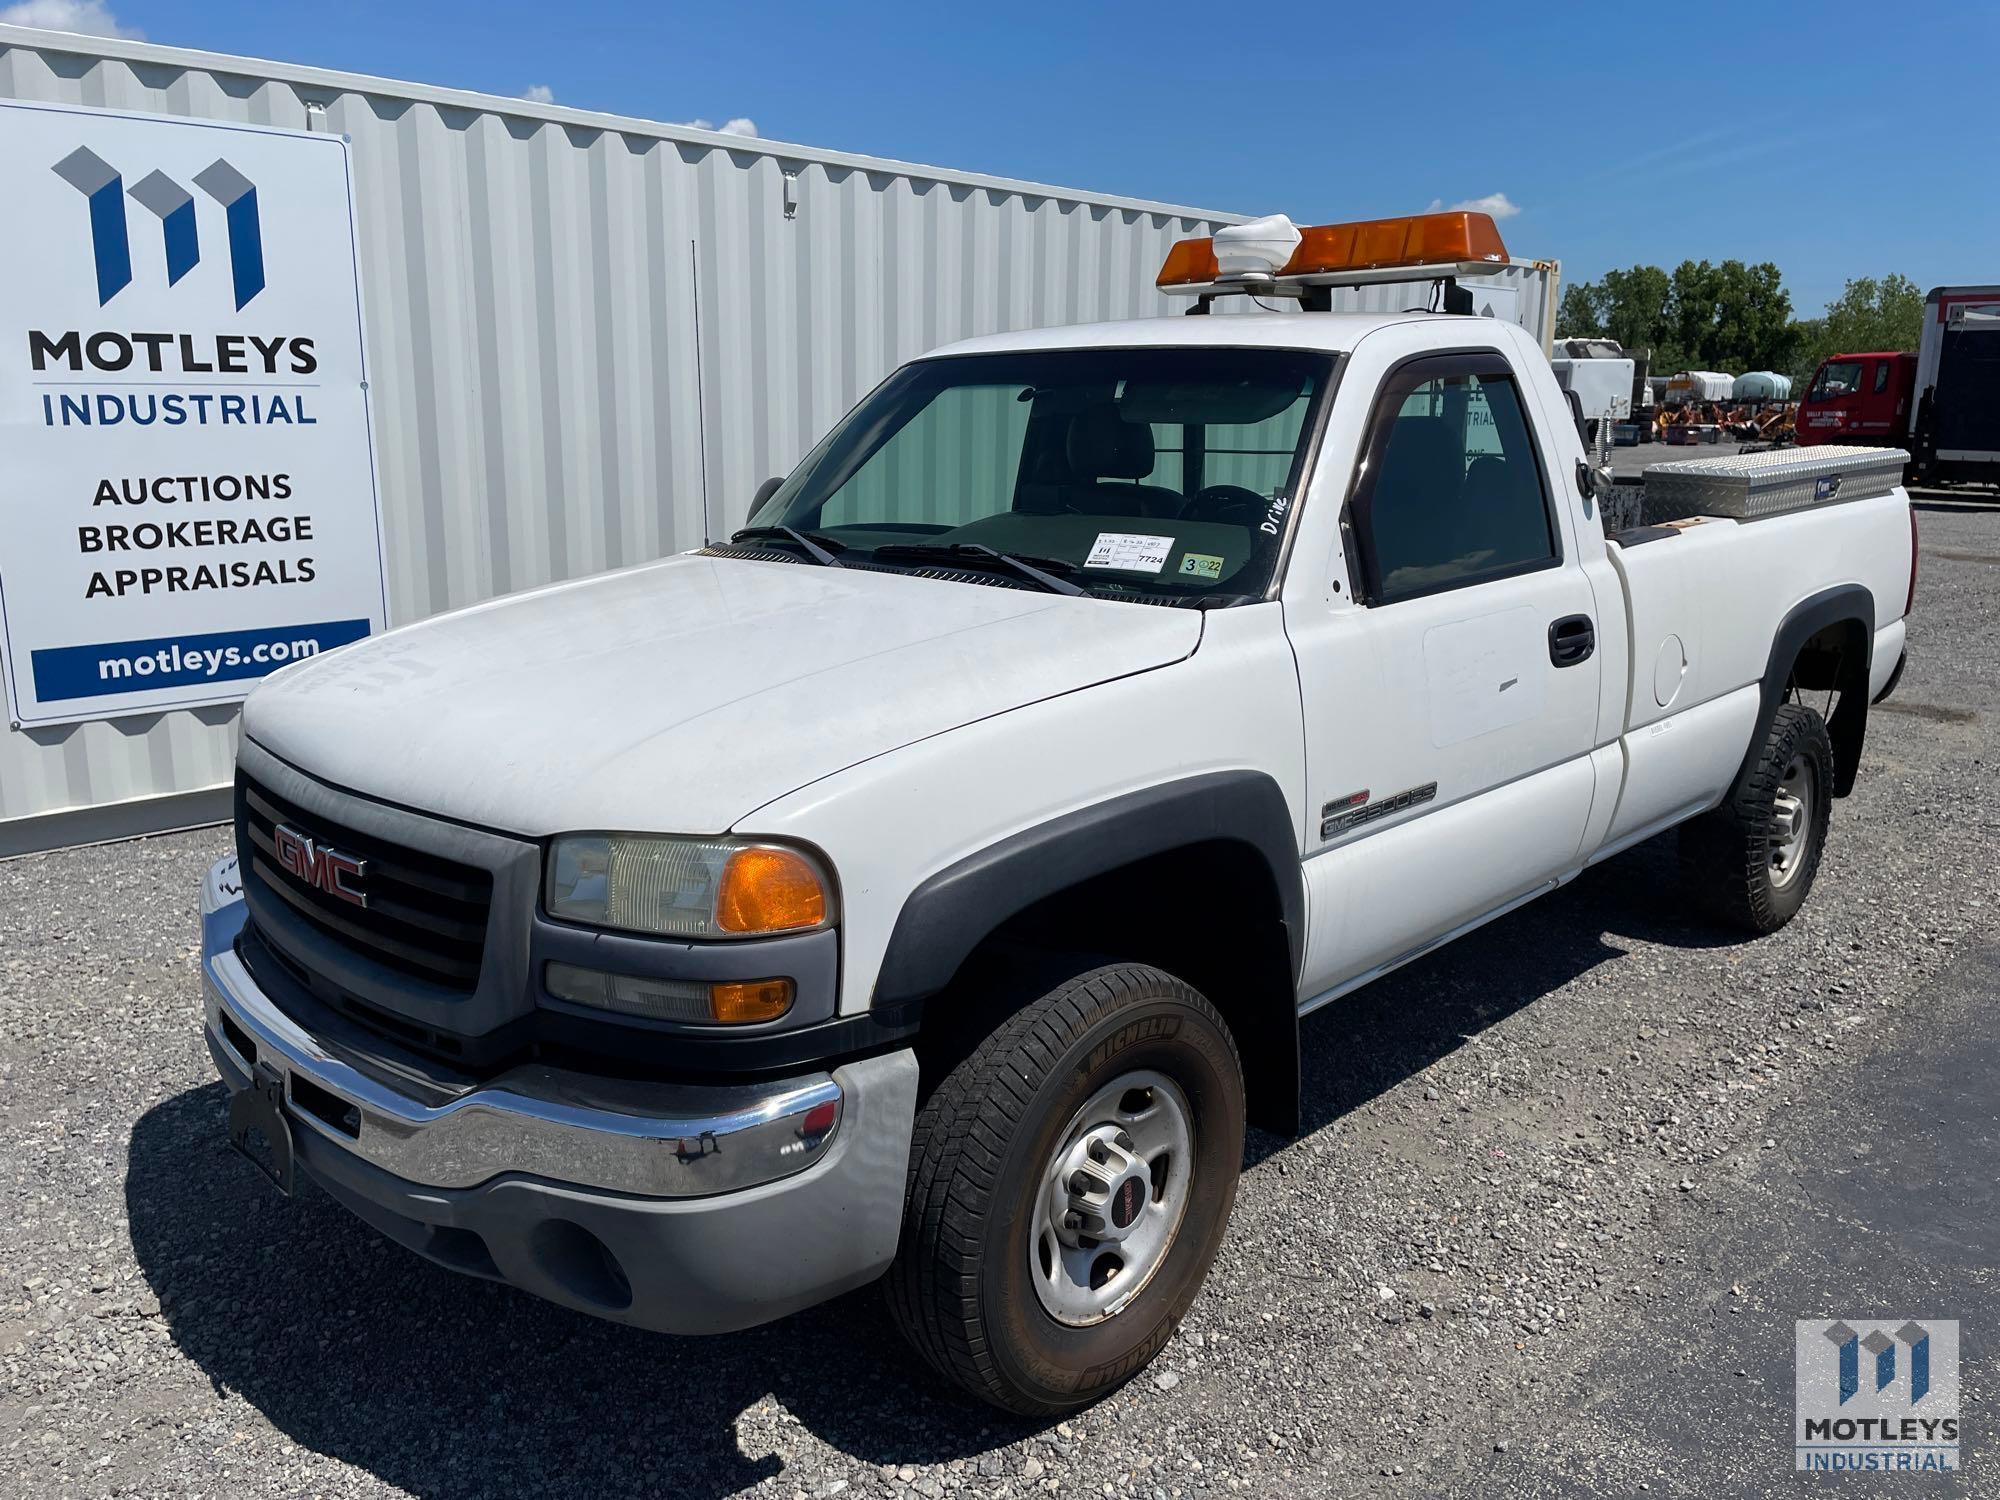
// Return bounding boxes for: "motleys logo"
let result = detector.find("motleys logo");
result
[1796,1319,1960,1473]
[52,146,264,309]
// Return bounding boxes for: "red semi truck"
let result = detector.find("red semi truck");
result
[1798,285,2000,486]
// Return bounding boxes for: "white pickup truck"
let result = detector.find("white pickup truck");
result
[198,211,1916,1416]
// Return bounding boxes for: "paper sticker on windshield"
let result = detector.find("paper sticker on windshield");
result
[1084,532,1173,574]
[1179,552,1224,581]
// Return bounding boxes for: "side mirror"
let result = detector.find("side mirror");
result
[1575,457,1615,517]
[749,475,784,519]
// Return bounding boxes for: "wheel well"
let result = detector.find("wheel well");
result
[1787,616,1871,796]
[908,838,1300,1136]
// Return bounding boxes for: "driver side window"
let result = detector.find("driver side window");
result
[1348,354,1560,604]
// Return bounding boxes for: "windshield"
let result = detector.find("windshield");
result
[740,347,1335,603]
[1808,360,1864,402]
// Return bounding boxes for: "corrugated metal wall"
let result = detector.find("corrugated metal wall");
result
[0,25,1238,854]
[1326,263,1560,350]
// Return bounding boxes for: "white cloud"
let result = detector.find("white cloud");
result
[1425,191,1521,220]
[677,116,760,138]
[0,0,142,38]
[519,83,556,105]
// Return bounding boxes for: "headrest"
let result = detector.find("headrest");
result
[1379,415,1460,494]
[1066,404,1156,480]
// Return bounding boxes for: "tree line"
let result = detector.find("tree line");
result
[1556,263,1926,386]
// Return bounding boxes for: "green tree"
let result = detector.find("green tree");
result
[1710,260,1795,371]
[1661,259,1795,372]
[1562,260,1796,372]
[1557,281,1605,339]
[1788,274,1925,384]
[1596,265,1673,359]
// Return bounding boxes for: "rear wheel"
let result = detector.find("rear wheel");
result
[1679,701,1834,932]
[886,964,1244,1415]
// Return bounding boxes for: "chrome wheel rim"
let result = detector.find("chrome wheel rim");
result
[1769,752,1814,889]
[1028,1070,1193,1326]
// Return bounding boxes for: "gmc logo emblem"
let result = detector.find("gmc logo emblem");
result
[273,824,368,908]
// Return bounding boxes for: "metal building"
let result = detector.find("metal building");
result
[0,23,1559,857]
[0,23,1249,856]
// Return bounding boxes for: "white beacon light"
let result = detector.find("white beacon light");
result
[1210,214,1303,283]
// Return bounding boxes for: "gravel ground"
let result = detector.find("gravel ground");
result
[2,501,1995,1499]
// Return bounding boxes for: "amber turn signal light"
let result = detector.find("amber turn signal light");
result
[709,977,796,1024]
[716,845,828,934]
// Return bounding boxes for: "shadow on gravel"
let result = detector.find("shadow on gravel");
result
[126,1090,1035,1497]
[1261,832,1739,1163]
[125,836,1744,1496]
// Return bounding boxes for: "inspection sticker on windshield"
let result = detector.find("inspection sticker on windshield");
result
[1179,552,1224,581]
[1084,532,1173,574]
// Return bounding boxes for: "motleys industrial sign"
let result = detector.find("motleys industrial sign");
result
[0,99,386,728]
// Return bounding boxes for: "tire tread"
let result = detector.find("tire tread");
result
[886,964,1234,1413]
[1679,700,1834,932]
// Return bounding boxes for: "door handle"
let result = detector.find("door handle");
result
[1549,614,1595,667]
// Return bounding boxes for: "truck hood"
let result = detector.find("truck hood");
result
[243,554,1201,836]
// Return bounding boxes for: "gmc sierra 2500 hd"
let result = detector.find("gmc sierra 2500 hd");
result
[199,211,1915,1415]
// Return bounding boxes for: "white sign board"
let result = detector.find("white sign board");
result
[0,100,386,728]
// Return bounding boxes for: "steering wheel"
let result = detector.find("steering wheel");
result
[1179,483,1269,528]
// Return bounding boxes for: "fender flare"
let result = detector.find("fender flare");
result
[1740,584,1875,798]
[871,769,1305,1010]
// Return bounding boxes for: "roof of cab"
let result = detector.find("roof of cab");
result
[922,311,1438,360]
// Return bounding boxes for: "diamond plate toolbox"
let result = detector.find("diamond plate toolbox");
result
[1640,445,1908,524]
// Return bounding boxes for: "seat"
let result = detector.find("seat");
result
[1368,415,1462,580]
[1457,454,1546,567]
[1063,405,1182,517]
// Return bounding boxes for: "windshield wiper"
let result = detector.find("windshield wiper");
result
[729,525,848,567]
[868,542,1086,596]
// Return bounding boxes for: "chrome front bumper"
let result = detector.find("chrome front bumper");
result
[198,855,919,1333]
[202,855,842,1197]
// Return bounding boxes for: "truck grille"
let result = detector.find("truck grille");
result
[237,773,493,991]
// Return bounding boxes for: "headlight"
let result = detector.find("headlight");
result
[545,834,832,939]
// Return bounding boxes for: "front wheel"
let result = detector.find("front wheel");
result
[886,964,1244,1415]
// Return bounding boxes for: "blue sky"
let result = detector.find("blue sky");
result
[7,0,1992,314]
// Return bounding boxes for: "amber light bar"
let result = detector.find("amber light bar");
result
[1158,210,1509,290]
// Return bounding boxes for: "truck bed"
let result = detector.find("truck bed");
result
[1590,445,1913,856]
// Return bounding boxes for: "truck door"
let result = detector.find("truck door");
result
[1286,349,1604,1000]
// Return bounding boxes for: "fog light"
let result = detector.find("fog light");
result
[545,962,795,1025]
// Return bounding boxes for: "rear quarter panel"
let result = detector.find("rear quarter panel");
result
[1611,491,1911,736]
[1595,490,1912,847]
